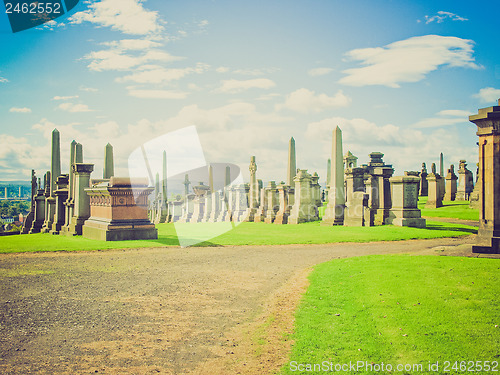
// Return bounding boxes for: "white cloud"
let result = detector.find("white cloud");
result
[411,108,472,128]
[103,39,162,50]
[127,89,188,99]
[305,116,477,176]
[233,68,279,76]
[84,47,182,72]
[472,87,500,104]
[216,78,276,93]
[216,66,230,73]
[339,35,480,88]
[279,88,351,113]
[70,0,164,36]
[80,86,99,92]
[9,107,32,113]
[198,20,209,27]
[117,63,209,84]
[424,11,468,24]
[308,67,333,77]
[58,103,93,113]
[0,76,8,83]
[53,95,79,101]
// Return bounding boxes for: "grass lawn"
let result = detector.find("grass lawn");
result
[419,196,479,221]
[282,255,500,374]
[0,220,477,253]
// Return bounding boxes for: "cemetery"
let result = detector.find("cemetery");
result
[1,100,498,374]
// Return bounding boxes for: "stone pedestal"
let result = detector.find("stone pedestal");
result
[344,192,371,227]
[232,184,249,223]
[469,100,500,253]
[61,163,94,236]
[50,174,69,234]
[386,176,426,228]
[264,182,279,224]
[29,189,46,234]
[208,191,221,222]
[168,200,183,222]
[274,185,293,225]
[82,177,157,241]
[254,187,267,223]
[179,194,195,223]
[456,160,474,201]
[419,163,428,196]
[444,166,458,201]
[425,168,443,208]
[289,170,319,224]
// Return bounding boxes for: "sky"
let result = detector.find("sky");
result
[1,0,499,187]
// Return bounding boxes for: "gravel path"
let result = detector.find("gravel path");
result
[0,236,479,374]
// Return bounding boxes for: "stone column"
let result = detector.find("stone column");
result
[425,163,443,208]
[469,100,500,253]
[203,165,214,222]
[386,176,425,228]
[444,165,458,201]
[439,153,445,201]
[311,172,322,207]
[289,170,319,224]
[179,194,195,223]
[322,126,345,225]
[50,174,69,234]
[244,156,259,221]
[183,174,191,197]
[287,137,296,186]
[21,170,37,234]
[419,163,428,196]
[103,143,114,179]
[190,183,209,223]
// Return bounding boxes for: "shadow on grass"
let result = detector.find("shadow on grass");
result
[424,223,477,234]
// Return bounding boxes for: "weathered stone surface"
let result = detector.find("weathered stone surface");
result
[419,163,428,196]
[469,99,500,253]
[82,177,157,241]
[274,185,293,225]
[444,165,458,201]
[386,176,426,228]
[289,170,319,224]
[344,191,371,227]
[322,126,345,226]
[287,138,296,186]
[264,182,279,224]
[456,160,474,201]
[50,174,69,234]
[425,163,443,209]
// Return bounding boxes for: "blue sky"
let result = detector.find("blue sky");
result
[0,0,499,184]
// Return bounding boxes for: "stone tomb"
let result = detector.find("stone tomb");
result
[386,176,426,228]
[82,177,158,241]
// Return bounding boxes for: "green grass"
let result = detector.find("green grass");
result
[0,220,477,253]
[419,196,479,221]
[282,255,500,374]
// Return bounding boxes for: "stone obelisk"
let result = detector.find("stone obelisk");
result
[287,137,296,186]
[41,129,61,232]
[103,143,114,179]
[325,158,331,200]
[322,126,345,225]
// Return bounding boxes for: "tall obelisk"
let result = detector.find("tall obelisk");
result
[286,137,296,186]
[322,126,345,225]
[41,129,61,232]
[103,143,114,179]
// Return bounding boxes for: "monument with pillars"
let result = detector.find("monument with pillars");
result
[469,99,500,254]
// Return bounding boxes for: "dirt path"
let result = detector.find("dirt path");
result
[0,236,481,374]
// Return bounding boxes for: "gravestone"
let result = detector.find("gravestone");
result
[425,163,443,208]
[244,156,259,222]
[419,163,428,196]
[64,163,94,236]
[287,137,296,186]
[82,177,157,241]
[344,191,371,227]
[444,165,458,201]
[289,170,319,224]
[322,126,345,225]
[49,174,69,234]
[41,129,61,233]
[366,152,394,225]
[254,185,268,223]
[179,194,195,223]
[28,180,46,234]
[21,170,37,234]
[386,176,426,228]
[190,182,209,223]
[456,160,474,201]
[274,184,294,225]
[264,181,280,224]
[232,184,249,222]
[469,162,481,209]
[469,99,500,253]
